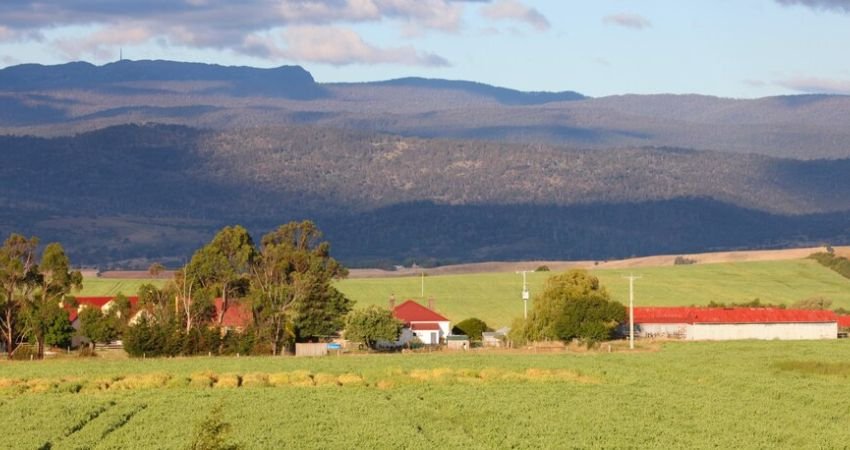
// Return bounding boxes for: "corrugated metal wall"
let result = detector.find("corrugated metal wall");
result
[688,323,838,341]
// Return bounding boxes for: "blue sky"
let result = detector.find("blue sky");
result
[1,0,849,98]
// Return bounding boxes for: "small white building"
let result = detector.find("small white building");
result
[393,300,451,345]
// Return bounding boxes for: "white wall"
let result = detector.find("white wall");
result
[689,322,837,341]
[635,323,689,339]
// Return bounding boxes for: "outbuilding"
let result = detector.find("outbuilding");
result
[629,307,838,341]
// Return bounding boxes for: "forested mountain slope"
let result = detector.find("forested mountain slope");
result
[2,124,850,267]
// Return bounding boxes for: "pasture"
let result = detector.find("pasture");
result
[337,259,850,327]
[76,259,850,327]
[2,341,850,448]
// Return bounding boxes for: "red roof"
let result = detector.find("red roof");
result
[633,307,693,324]
[836,316,850,328]
[411,322,440,331]
[393,300,449,324]
[633,307,837,325]
[67,296,139,322]
[214,298,253,329]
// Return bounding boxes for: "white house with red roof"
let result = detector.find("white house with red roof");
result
[392,300,451,345]
[629,307,838,341]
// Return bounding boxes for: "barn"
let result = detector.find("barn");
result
[630,307,838,341]
[392,300,451,345]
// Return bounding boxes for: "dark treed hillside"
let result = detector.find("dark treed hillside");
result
[3,60,850,158]
[2,123,850,267]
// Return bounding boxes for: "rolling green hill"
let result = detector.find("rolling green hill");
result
[336,259,850,327]
[76,259,850,328]
[75,278,164,297]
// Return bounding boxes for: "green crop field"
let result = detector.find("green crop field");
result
[2,341,850,448]
[337,259,850,327]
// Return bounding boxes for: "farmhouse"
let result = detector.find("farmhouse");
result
[67,296,252,346]
[67,296,139,347]
[630,307,838,341]
[392,300,451,345]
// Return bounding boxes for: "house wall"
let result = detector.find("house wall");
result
[689,322,838,341]
[413,329,441,345]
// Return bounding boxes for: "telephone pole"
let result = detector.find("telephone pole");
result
[516,270,532,319]
[623,274,641,349]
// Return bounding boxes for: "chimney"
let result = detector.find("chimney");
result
[389,294,396,310]
[428,297,435,311]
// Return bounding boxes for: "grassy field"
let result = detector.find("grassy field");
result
[75,278,164,297]
[2,341,850,448]
[75,259,850,327]
[337,259,850,327]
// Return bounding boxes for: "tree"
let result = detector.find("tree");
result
[148,262,166,277]
[78,306,121,351]
[250,221,349,354]
[344,306,402,349]
[0,234,39,358]
[186,226,255,326]
[518,269,625,345]
[23,243,82,358]
[452,318,490,340]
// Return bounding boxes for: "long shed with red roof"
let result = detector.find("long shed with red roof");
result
[629,307,838,341]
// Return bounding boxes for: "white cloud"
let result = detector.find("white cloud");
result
[480,0,550,31]
[55,25,153,59]
[777,76,850,94]
[603,13,652,30]
[0,0,459,64]
[775,0,850,12]
[244,26,450,67]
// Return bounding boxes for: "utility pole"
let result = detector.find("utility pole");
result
[516,271,532,319]
[624,274,642,350]
[420,271,425,299]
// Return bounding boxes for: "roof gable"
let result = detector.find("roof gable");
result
[393,300,449,323]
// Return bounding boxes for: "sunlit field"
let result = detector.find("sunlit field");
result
[2,341,850,448]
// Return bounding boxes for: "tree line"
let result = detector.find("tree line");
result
[0,220,354,359]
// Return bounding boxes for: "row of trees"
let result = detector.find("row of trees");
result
[110,221,352,356]
[0,234,82,359]
[0,220,354,359]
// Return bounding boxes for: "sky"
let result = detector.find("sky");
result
[1,0,850,98]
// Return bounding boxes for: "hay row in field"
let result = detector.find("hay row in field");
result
[0,368,597,394]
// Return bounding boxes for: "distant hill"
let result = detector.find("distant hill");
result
[361,77,587,105]
[2,123,850,268]
[0,60,324,98]
[2,60,850,158]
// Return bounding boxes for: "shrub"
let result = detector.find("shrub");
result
[452,318,490,341]
[535,265,550,272]
[674,256,697,265]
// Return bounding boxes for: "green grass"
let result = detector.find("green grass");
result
[76,259,850,327]
[3,341,850,448]
[337,259,850,327]
[76,278,164,297]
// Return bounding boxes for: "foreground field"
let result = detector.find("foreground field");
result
[2,341,850,448]
[338,259,850,327]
